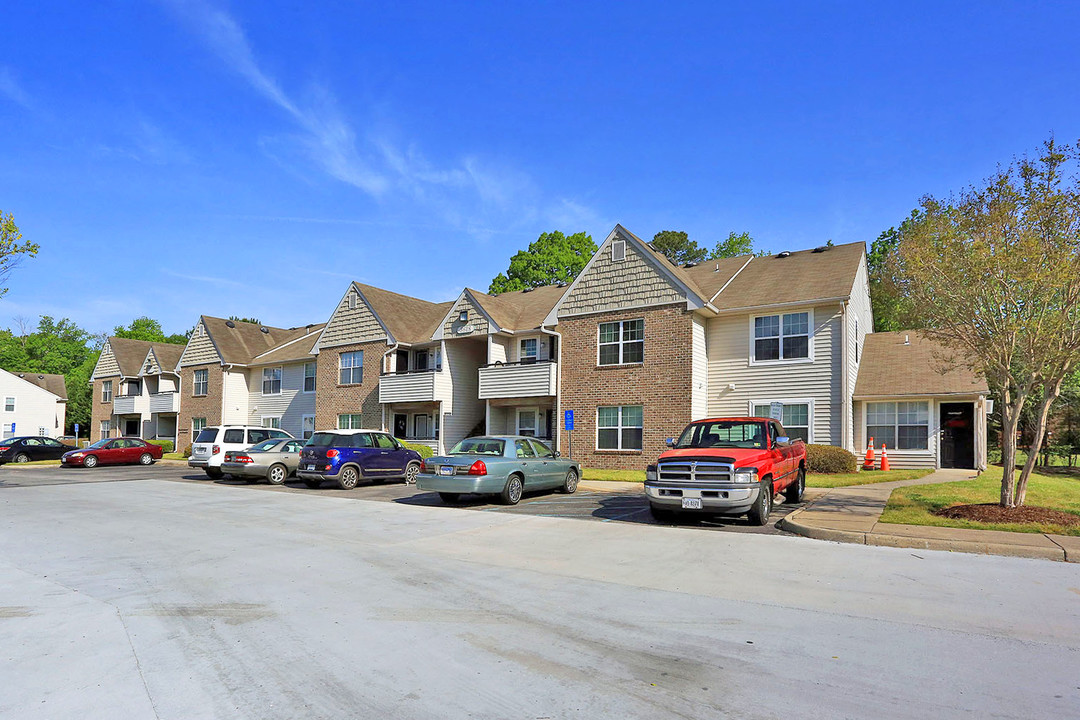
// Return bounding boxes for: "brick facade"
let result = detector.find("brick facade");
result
[176,364,224,451]
[90,377,116,442]
[314,340,386,431]
[559,303,695,470]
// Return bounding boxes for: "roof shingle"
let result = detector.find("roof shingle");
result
[854,331,988,398]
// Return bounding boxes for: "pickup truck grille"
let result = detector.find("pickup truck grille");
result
[656,461,733,484]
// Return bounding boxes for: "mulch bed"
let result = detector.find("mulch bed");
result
[934,504,1080,527]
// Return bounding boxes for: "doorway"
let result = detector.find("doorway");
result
[124,419,140,437]
[940,403,975,469]
[393,414,408,438]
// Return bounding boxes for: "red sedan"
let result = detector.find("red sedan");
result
[61,438,164,468]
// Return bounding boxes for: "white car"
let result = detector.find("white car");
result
[189,426,294,479]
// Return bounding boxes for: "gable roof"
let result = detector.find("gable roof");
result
[104,337,188,377]
[854,331,988,398]
[11,371,67,400]
[145,343,185,375]
[464,285,568,332]
[249,324,326,365]
[354,283,453,344]
[200,317,323,365]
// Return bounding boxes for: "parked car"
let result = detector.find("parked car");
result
[189,426,293,479]
[221,438,308,485]
[416,436,581,505]
[645,416,806,525]
[297,429,422,489]
[0,436,70,464]
[61,437,164,468]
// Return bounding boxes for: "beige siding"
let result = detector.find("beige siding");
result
[706,305,843,445]
[221,369,250,424]
[507,333,552,362]
[478,363,556,399]
[845,257,873,451]
[441,339,485,453]
[179,322,222,367]
[142,349,161,375]
[489,336,509,363]
[92,341,122,379]
[443,293,491,338]
[317,288,387,349]
[246,363,316,438]
[854,398,940,470]
[560,236,684,317]
[691,314,708,420]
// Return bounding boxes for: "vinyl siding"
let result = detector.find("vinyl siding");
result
[179,322,222,367]
[489,336,509,363]
[478,363,556,398]
[691,314,708,420]
[221,369,250,424]
[508,333,552,362]
[845,256,873,452]
[443,293,490,338]
[0,370,66,437]
[92,341,122,379]
[441,339,485,453]
[560,235,684,317]
[317,288,387,349]
[246,362,315,438]
[142,349,162,375]
[706,305,843,445]
[854,398,940,470]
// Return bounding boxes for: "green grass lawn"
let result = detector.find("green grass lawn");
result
[2,459,61,467]
[880,467,1080,536]
[807,469,934,488]
[162,453,187,460]
[583,468,645,483]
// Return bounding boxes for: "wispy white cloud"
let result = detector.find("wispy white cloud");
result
[0,66,34,110]
[162,270,255,289]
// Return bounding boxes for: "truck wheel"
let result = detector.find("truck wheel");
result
[747,480,773,526]
[649,505,678,523]
[784,468,805,504]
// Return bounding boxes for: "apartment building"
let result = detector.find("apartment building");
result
[90,337,185,442]
[0,369,67,439]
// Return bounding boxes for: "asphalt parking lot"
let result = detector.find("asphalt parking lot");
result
[0,462,805,534]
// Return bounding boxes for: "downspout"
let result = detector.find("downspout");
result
[839,302,849,452]
[540,325,563,455]
[382,343,400,434]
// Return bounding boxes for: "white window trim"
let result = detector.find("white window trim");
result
[301,414,316,440]
[102,381,113,403]
[262,366,283,396]
[338,413,363,430]
[519,337,539,362]
[192,370,208,397]
[748,309,815,366]
[192,418,207,436]
[3,396,14,412]
[597,318,645,367]
[261,415,282,429]
[611,239,626,262]
[748,398,815,444]
[595,405,644,452]
[302,362,316,394]
[339,351,364,385]
[515,407,539,436]
[861,398,936,455]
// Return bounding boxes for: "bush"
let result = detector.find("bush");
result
[400,440,434,459]
[805,444,857,474]
[147,439,174,454]
[182,445,192,459]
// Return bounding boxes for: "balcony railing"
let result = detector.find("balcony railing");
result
[113,395,138,414]
[149,391,179,413]
[478,360,557,399]
[379,369,438,403]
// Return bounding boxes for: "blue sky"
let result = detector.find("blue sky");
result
[2,1,1077,337]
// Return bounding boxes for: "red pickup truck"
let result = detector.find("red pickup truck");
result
[645,416,807,525]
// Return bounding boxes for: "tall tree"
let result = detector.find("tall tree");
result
[868,212,922,332]
[113,316,188,344]
[0,211,39,297]
[886,138,1080,508]
[489,231,596,294]
[650,230,708,266]
[710,231,768,258]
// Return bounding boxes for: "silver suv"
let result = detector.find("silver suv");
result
[189,425,293,479]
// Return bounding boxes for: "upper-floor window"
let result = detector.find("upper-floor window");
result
[262,367,282,395]
[598,319,644,365]
[520,338,538,363]
[303,363,316,392]
[753,311,810,362]
[340,351,363,385]
[121,380,140,396]
[3,397,14,412]
[611,239,626,261]
[193,369,208,396]
[102,381,113,402]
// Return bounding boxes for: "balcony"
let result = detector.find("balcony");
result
[149,392,179,413]
[113,395,138,414]
[379,369,439,404]
[478,361,557,399]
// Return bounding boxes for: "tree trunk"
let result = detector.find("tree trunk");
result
[1014,380,1062,507]
[999,389,1026,508]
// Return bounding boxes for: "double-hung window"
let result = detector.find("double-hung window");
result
[752,402,811,443]
[100,420,111,437]
[753,312,810,362]
[302,415,315,440]
[192,417,206,435]
[520,338,538,363]
[866,401,929,450]
[262,367,282,395]
[102,381,113,402]
[303,363,316,392]
[339,351,363,385]
[598,319,644,365]
[3,397,14,412]
[597,405,643,451]
[193,370,208,396]
[338,413,364,430]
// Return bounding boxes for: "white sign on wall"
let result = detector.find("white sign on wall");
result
[769,402,784,421]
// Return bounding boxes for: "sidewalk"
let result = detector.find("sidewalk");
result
[781,469,1080,563]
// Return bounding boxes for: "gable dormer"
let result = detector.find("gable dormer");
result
[178,319,224,367]
[313,284,390,351]
[91,339,122,380]
[434,290,499,340]
[140,348,161,376]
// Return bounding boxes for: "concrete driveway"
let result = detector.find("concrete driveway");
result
[1,469,1078,719]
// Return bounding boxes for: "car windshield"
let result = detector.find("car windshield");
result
[675,421,767,450]
[448,438,505,456]
[85,439,112,449]
[195,428,218,443]
[249,439,280,452]
[309,432,343,447]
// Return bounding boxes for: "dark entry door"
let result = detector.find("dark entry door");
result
[393,414,408,438]
[940,403,975,469]
[125,419,140,437]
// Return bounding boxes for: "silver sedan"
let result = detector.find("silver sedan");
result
[221,438,308,484]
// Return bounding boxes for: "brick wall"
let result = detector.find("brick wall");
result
[90,378,115,442]
[176,364,224,451]
[559,304,694,470]
[314,340,386,431]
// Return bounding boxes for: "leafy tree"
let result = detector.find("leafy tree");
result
[710,231,769,259]
[868,212,922,332]
[886,138,1080,508]
[228,316,261,326]
[113,316,189,344]
[650,230,708,266]
[0,211,39,297]
[489,231,597,294]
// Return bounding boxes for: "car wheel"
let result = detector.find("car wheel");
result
[83,455,98,469]
[14,453,29,463]
[649,505,678,523]
[500,474,523,505]
[337,465,359,490]
[747,480,774,526]
[205,468,223,480]
[784,468,805,504]
[404,462,420,485]
[139,453,153,466]
[303,479,321,489]
[559,468,579,494]
[267,463,288,486]
[438,492,461,503]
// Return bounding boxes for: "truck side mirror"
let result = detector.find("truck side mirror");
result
[554,450,561,457]
[775,436,790,446]
[665,437,676,447]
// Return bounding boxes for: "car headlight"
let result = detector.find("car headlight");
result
[733,468,758,484]
[69,454,83,459]
[645,464,657,482]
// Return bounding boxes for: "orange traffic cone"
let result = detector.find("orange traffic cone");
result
[879,443,890,472]
[863,437,876,470]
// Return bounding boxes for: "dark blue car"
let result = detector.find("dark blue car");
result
[296,429,422,489]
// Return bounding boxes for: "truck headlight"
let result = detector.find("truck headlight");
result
[645,464,657,482]
[733,468,758,484]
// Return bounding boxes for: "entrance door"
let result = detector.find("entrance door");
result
[393,414,408,438]
[125,419,140,437]
[396,350,409,373]
[414,414,430,438]
[940,403,975,469]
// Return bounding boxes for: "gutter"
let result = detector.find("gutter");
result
[710,296,851,316]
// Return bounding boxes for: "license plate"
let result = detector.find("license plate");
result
[302,464,315,471]
[682,497,703,510]
[439,465,455,476]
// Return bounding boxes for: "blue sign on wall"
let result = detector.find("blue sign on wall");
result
[10,422,15,433]
[564,410,574,431]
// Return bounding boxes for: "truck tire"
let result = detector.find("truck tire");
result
[746,480,773,526]
[784,468,805,504]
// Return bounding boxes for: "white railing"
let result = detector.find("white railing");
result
[113,395,138,414]
[149,392,178,413]
[478,362,557,399]
[379,370,438,403]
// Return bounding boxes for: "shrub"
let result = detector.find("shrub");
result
[147,439,174,454]
[805,444,857,474]
[182,445,192,459]
[400,440,434,459]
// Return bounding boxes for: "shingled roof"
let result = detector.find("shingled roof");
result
[13,372,67,400]
[468,285,568,331]
[355,284,453,344]
[201,317,323,365]
[854,331,988,398]
[106,337,188,377]
[249,324,326,365]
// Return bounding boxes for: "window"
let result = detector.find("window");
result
[598,319,644,365]
[39,426,47,436]
[517,409,537,437]
[193,369,208,396]
[302,415,315,440]
[530,439,555,458]
[261,416,281,429]
[338,414,364,430]
[752,402,811,443]
[262,367,282,395]
[866,401,930,450]
[192,418,207,435]
[597,405,643,451]
[102,381,113,402]
[753,311,810,362]
[223,429,245,443]
[515,439,537,458]
[100,420,111,437]
[520,338,538,363]
[373,433,396,449]
[339,351,363,385]
[3,397,13,412]
[304,363,316,393]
